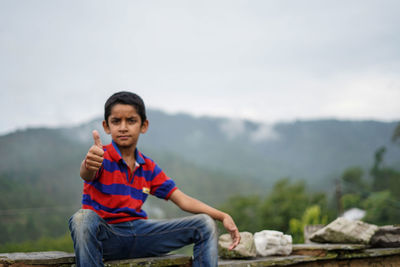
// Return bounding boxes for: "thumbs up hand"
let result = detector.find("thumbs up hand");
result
[84,130,105,172]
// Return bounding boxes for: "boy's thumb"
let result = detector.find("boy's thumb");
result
[92,130,103,147]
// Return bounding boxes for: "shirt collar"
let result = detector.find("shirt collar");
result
[110,140,145,165]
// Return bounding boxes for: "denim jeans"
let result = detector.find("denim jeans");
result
[69,209,218,267]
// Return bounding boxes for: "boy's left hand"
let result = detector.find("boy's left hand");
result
[222,214,241,250]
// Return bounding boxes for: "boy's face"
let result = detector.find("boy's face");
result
[102,104,148,150]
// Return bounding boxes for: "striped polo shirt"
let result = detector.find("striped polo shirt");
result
[82,141,177,224]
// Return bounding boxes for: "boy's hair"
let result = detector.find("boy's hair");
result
[104,91,147,125]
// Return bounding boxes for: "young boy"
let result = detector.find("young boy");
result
[69,91,240,267]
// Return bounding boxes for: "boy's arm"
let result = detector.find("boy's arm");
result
[80,130,104,181]
[169,189,241,250]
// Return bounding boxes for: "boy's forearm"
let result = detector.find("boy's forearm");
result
[170,189,241,249]
[188,199,228,222]
[170,190,228,221]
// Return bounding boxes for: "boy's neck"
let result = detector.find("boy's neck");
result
[118,145,136,164]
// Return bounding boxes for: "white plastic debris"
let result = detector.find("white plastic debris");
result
[342,208,366,221]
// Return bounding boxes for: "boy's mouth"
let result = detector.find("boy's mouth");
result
[118,135,131,140]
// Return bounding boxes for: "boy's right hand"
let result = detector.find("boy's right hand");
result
[84,130,104,172]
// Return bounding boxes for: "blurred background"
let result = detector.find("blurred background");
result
[0,0,399,252]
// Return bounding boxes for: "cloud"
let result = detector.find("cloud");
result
[250,124,280,143]
[219,119,279,142]
[219,119,246,140]
[1,0,400,134]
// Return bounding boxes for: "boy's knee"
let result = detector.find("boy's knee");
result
[196,214,217,234]
[69,209,99,231]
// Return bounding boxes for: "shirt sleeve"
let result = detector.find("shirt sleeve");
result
[150,163,178,200]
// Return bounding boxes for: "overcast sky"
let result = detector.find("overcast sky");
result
[1,0,399,135]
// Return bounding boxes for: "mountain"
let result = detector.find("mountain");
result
[2,110,399,194]
[0,110,399,243]
[61,110,399,188]
[3,110,399,191]
[143,111,399,187]
[0,125,258,243]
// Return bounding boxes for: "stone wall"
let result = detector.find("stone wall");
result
[1,245,400,267]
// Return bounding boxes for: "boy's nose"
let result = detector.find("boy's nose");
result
[119,120,128,130]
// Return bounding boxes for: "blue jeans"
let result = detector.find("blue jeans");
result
[69,209,218,267]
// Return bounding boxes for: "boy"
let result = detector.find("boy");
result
[69,91,240,267]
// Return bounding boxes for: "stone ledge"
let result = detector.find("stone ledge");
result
[219,245,400,266]
[0,251,75,266]
[104,254,192,267]
[219,254,337,267]
[1,246,400,267]
[291,243,367,257]
[0,252,192,267]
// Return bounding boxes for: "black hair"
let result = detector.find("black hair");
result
[104,91,147,125]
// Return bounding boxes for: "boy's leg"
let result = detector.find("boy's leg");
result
[68,209,136,267]
[127,214,218,267]
[69,210,218,266]
[69,209,105,267]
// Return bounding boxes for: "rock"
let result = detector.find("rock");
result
[0,251,75,265]
[254,230,292,256]
[218,232,257,259]
[370,225,400,248]
[310,217,378,244]
[303,224,324,244]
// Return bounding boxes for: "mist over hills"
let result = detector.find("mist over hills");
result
[1,109,399,242]
[3,109,399,192]
[141,111,399,188]
[63,109,399,187]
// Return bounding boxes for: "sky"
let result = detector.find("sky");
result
[1,0,399,135]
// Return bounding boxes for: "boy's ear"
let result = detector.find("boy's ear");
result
[102,120,111,134]
[141,120,149,134]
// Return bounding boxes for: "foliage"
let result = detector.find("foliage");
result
[392,122,400,144]
[341,194,362,210]
[0,117,399,251]
[259,179,309,232]
[219,178,330,236]
[289,205,328,243]
[219,195,262,233]
[371,147,400,199]
[341,167,368,195]
[362,191,400,225]
[259,178,328,233]
[0,232,74,253]
[339,145,400,226]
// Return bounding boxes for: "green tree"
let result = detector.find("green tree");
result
[339,167,368,211]
[219,178,330,235]
[338,145,400,226]
[341,167,368,195]
[258,178,328,233]
[363,191,400,225]
[219,195,262,233]
[341,194,362,211]
[289,205,328,243]
[371,147,400,199]
[0,232,73,253]
[392,122,400,144]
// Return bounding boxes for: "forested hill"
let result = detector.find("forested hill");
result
[62,110,399,187]
[0,110,399,243]
[2,110,399,190]
[143,111,399,188]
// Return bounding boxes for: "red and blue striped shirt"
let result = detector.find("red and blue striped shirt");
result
[82,141,177,224]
